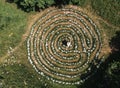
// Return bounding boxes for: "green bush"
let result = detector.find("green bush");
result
[7,0,87,12]
[69,0,87,6]
[10,0,55,12]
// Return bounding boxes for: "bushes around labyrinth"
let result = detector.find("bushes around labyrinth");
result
[7,0,120,27]
[6,0,87,12]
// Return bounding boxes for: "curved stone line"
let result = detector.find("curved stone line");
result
[27,6,103,85]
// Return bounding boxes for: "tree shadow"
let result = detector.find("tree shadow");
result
[54,0,70,5]
[54,0,70,8]
[0,76,4,80]
[76,31,120,88]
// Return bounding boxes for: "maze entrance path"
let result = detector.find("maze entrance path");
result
[27,5,103,85]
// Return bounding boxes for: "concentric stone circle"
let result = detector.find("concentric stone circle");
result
[27,6,102,85]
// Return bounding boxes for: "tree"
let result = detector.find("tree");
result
[7,0,55,12]
[19,0,36,12]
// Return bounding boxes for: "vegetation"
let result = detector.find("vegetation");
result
[6,0,120,26]
[26,5,102,85]
[79,31,120,88]
[91,0,120,26]
[0,0,27,57]
[0,63,62,88]
[0,0,120,88]
[0,63,77,87]
[0,63,42,87]
[6,0,87,11]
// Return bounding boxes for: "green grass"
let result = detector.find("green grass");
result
[0,63,43,88]
[0,63,77,88]
[100,21,117,39]
[0,0,27,57]
[91,0,120,26]
[0,0,120,88]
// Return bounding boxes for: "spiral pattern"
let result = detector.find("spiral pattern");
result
[27,6,102,84]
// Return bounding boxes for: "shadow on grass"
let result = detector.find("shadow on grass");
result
[77,31,120,88]
[0,76,4,80]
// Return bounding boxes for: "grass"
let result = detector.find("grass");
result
[0,0,27,57]
[0,0,120,88]
[0,63,44,88]
[100,21,118,39]
[91,0,120,27]
[0,63,77,88]
[0,41,77,87]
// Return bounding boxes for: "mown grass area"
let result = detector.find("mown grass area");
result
[0,0,27,57]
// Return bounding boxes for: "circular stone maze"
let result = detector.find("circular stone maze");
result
[27,6,104,85]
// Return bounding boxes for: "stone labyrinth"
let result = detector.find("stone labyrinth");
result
[27,6,103,85]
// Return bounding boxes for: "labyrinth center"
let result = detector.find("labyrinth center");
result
[27,6,102,84]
